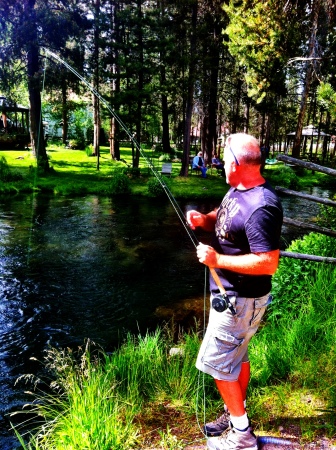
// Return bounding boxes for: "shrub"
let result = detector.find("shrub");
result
[121,167,141,178]
[267,165,299,188]
[0,156,23,181]
[68,139,85,150]
[158,153,171,162]
[270,232,336,320]
[147,177,170,197]
[0,156,11,181]
[154,143,163,152]
[316,196,336,230]
[85,144,94,156]
[8,170,23,181]
[109,171,131,195]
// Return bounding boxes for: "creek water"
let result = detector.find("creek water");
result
[0,187,334,448]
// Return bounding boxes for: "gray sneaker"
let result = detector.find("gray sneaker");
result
[207,425,258,450]
[203,412,230,437]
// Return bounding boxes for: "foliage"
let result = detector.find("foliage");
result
[0,155,23,181]
[147,176,171,197]
[67,139,82,150]
[121,167,141,178]
[270,232,336,321]
[317,198,336,230]
[85,144,94,156]
[223,0,302,103]
[108,171,131,196]
[14,330,208,449]
[317,82,336,120]
[158,153,172,162]
[43,99,93,147]
[265,165,299,188]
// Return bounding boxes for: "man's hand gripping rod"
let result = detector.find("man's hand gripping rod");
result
[209,267,236,315]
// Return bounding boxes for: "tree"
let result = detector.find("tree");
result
[0,0,86,171]
[198,0,228,162]
[292,0,322,158]
[180,0,198,177]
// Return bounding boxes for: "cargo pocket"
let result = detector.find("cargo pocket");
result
[203,329,244,375]
[250,294,272,326]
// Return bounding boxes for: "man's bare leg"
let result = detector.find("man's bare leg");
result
[215,362,251,430]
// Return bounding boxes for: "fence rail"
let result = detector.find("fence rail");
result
[276,155,336,263]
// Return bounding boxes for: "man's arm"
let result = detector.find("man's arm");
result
[196,244,280,275]
[186,209,217,231]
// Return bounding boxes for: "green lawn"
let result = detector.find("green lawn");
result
[0,143,230,199]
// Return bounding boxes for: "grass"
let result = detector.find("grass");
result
[0,144,228,199]
[2,143,336,200]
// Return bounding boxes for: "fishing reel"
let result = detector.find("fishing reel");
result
[212,293,236,315]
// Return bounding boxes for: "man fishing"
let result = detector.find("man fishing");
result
[187,133,283,450]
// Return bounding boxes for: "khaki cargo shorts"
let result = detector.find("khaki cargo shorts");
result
[196,293,271,381]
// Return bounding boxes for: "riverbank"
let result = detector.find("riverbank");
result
[1,144,336,199]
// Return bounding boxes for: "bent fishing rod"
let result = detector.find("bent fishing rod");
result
[42,48,235,315]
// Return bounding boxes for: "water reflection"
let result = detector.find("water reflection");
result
[0,188,334,447]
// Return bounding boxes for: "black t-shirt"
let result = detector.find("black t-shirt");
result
[210,181,283,298]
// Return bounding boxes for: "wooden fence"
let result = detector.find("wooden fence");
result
[276,154,336,263]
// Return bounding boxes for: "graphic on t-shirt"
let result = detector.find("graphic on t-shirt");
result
[216,195,239,241]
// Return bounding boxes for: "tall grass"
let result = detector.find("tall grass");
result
[14,328,214,449]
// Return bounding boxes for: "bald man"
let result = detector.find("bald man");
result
[187,133,283,450]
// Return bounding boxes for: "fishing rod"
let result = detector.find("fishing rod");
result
[42,48,238,316]
[42,48,199,250]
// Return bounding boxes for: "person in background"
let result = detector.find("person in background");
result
[187,133,283,450]
[192,151,208,178]
[212,153,225,176]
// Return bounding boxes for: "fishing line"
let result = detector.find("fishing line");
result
[195,265,208,436]
[42,48,199,250]
[42,48,209,437]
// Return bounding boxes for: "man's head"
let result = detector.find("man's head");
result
[198,151,202,157]
[224,133,263,188]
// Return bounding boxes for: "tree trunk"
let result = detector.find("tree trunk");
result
[205,50,219,163]
[231,78,242,134]
[92,0,100,171]
[93,93,100,164]
[161,65,170,154]
[133,0,143,168]
[109,1,120,160]
[265,112,270,147]
[26,5,49,172]
[180,0,198,177]
[61,80,68,145]
[243,101,250,133]
[292,0,321,159]
[159,0,170,154]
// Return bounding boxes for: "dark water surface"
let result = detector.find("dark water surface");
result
[0,188,334,448]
